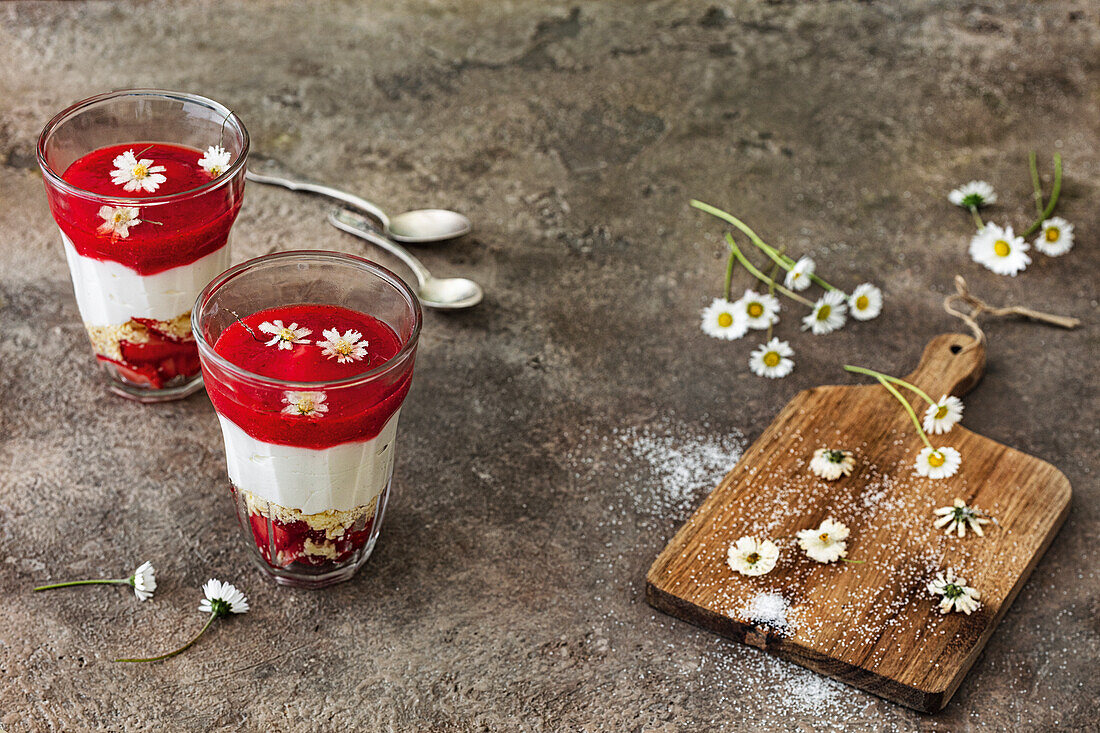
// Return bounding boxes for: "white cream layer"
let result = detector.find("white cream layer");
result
[217,411,400,515]
[62,232,231,326]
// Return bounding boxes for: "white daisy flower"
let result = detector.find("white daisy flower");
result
[282,391,329,417]
[914,446,961,479]
[948,181,996,209]
[733,289,780,330]
[802,290,847,334]
[1033,217,1074,257]
[927,568,981,615]
[198,145,232,177]
[934,498,992,538]
[749,338,794,379]
[848,283,882,321]
[923,395,964,435]
[318,328,369,364]
[130,561,156,602]
[700,298,748,340]
[796,518,849,564]
[96,206,141,238]
[258,320,312,350]
[809,448,856,481]
[727,536,780,576]
[784,256,815,292]
[969,223,1030,276]
[198,578,250,616]
[110,149,167,193]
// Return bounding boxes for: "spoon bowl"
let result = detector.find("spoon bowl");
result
[388,209,472,243]
[418,276,483,310]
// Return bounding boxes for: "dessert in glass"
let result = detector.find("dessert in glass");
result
[37,89,248,402]
[193,251,422,588]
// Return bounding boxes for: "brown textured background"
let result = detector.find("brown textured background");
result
[0,1,1097,730]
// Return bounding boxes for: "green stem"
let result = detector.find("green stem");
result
[1028,151,1044,216]
[35,578,128,592]
[693,200,842,293]
[723,250,736,302]
[725,234,814,307]
[969,205,984,230]
[840,558,866,564]
[875,376,934,451]
[115,613,217,663]
[765,257,782,340]
[1023,153,1061,237]
[843,365,936,405]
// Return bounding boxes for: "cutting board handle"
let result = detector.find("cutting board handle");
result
[902,333,986,400]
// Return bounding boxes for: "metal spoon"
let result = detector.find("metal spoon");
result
[328,209,483,310]
[247,170,472,244]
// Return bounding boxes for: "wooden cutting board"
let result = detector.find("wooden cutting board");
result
[646,333,1071,713]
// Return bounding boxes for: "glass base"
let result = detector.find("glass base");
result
[250,535,382,589]
[101,364,205,403]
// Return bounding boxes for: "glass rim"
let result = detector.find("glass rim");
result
[36,88,250,206]
[192,250,423,390]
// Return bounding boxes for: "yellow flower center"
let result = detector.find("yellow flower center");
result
[763,351,781,367]
[1045,227,1060,242]
[113,212,127,223]
[819,532,830,543]
[935,405,948,419]
[210,165,223,176]
[855,295,869,310]
[279,328,296,341]
[928,451,945,467]
[132,164,148,179]
[717,312,733,328]
[993,240,1011,257]
[747,302,764,318]
[297,398,315,414]
[817,304,831,321]
[746,552,760,564]
[336,341,353,355]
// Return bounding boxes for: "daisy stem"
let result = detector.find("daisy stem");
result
[1028,151,1044,216]
[693,200,842,293]
[840,558,866,564]
[34,578,128,592]
[842,365,935,405]
[766,257,781,340]
[968,205,984,230]
[1022,153,1062,238]
[115,613,217,663]
[723,250,736,302]
[724,234,814,307]
[875,376,934,451]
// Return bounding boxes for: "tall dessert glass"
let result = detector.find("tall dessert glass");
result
[37,89,248,402]
[193,251,422,588]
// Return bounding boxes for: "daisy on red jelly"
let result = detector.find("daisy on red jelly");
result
[96,206,141,238]
[258,320,312,350]
[282,390,328,417]
[110,149,167,193]
[198,145,232,177]
[318,328,368,364]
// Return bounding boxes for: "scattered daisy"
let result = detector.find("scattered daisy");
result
[749,338,794,379]
[923,395,964,435]
[198,145,232,177]
[727,536,779,576]
[110,149,167,193]
[117,579,250,663]
[34,559,157,601]
[282,391,329,418]
[927,568,981,615]
[258,320,312,350]
[318,328,369,364]
[802,290,847,334]
[733,289,780,330]
[848,283,882,321]
[948,181,996,209]
[969,223,1030,276]
[796,518,849,563]
[810,448,856,481]
[914,446,962,480]
[1033,216,1074,257]
[96,206,141,238]
[700,298,748,340]
[784,256,815,292]
[934,498,991,538]
[199,579,250,616]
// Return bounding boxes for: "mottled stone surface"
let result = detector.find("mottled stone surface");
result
[1,1,1098,730]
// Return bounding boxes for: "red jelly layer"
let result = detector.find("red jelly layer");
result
[47,142,241,275]
[206,304,413,449]
[104,334,201,389]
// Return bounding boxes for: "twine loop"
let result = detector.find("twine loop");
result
[943,275,1079,350]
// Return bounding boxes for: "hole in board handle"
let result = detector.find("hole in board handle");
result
[950,344,962,354]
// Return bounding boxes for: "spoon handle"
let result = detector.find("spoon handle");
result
[328,210,430,288]
[246,171,391,231]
